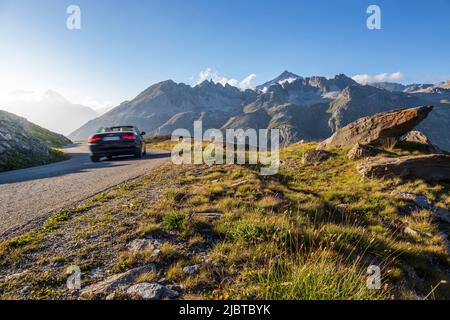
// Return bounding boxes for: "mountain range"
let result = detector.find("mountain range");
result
[68,72,450,150]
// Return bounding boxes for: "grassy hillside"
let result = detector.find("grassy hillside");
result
[0,140,448,299]
[25,122,72,148]
[0,110,71,172]
[0,149,68,172]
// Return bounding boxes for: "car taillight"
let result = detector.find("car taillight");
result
[121,134,137,140]
[88,135,102,142]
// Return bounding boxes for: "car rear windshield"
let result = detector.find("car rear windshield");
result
[97,126,135,133]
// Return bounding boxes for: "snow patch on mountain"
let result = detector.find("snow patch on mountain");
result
[279,77,298,85]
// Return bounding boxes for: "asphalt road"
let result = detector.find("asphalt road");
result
[0,144,171,237]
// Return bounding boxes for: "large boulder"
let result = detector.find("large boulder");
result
[357,154,450,181]
[318,106,433,149]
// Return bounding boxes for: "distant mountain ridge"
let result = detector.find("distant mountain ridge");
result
[69,72,450,150]
[0,90,98,135]
[371,80,450,93]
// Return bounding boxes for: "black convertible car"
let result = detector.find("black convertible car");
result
[87,126,147,162]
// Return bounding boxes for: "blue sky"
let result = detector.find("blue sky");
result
[0,0,449,108]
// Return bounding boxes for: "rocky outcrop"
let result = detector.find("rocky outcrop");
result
[0,111,49,169]
[318,106,433,149]
[347,144,380,160]
[302,150,332,164]
[399,130,441,154]
[80,264,156,298]
[0,110,71,171]
[357,154,450,181]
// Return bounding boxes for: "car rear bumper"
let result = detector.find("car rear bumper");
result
[89,143,139,156]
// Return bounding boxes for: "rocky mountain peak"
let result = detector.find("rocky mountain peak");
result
[331,73,357,89]
[256,70,302,91]
[196,79,217,89]
[279,70,300,79]
[153,79,180,91]
[134,79,186,100]
[195,79,237,92]
[42,90,70,104]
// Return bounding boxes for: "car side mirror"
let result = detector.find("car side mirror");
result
[141,132,146,136]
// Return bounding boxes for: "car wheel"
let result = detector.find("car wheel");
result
[107,155,113,160]
[135,147,143,158]
[90,155,100,162]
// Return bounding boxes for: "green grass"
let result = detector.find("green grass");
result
[166,261,185,282]
[159,243,181,261]
[162,211,188,231]
[151,141,450,299]
[111,249,156,273]
[0,119,71,172]
[26,122,72,148]
[0,148,68,172]
[215,213,292,244]
[234,249,385,300]
[1,140,449,300]
[136,222,161,236]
